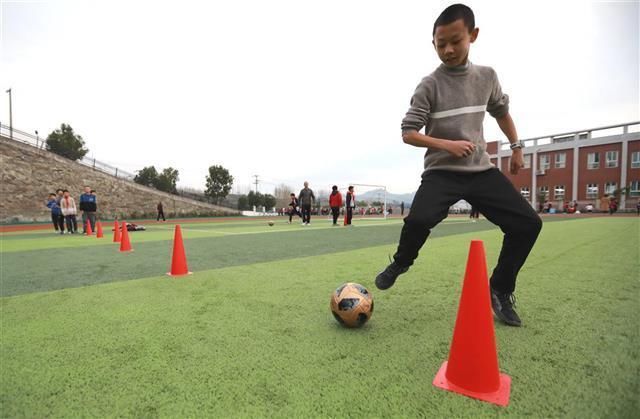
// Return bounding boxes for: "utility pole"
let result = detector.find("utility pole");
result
[5,88,12,140]
[253,174,259,194]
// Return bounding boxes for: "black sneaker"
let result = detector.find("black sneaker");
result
[490,288,522,327]
[375,261,409,290]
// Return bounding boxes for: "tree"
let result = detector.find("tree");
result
[46,123,89,161]
[205,165,234,204]
[247,190,263,208]
[155,167,179,194]
[237,195,249,211]
[134,166,158,187]
[274,183,294,208]
[263,194,276,210]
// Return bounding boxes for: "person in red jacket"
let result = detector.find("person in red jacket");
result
[329,185,343,226]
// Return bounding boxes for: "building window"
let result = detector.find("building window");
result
[630,181,640,197]
[587,152,599,169]
[586,183,599,199]
[554,185,565,200]
[538,186,549,199]
[523,154,531,169]
[520,187,530,199]
[555,152,566,169]
[606,151,618,168]
[605,182,617,195]
[539,154,550,170]
[631,152,640,169]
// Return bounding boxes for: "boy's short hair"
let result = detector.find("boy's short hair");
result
[332,185,338,191]
[62,189,69,193]
[49,193,56,197]
[56,188,63,193]
[348,185,354,191]
[432,3,475,36]
[290,193,295,196]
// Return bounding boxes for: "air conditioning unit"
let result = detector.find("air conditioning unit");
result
[536,170,546,176]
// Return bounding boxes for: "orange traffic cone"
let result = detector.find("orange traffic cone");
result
[433,240,511,406]
[119,221,133,252]
[85,219,93,235]
[167,225,192,276]
[96,221,104,238]
[113,220,121,242]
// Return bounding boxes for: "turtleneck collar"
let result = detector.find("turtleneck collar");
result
[438,60,472,76]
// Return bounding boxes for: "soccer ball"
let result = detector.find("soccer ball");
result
[268,221,274,226]
[330,282,374,328]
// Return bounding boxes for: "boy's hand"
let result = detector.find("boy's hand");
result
[445,140,476,158]
[510,149,524,174]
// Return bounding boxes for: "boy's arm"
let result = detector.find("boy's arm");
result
[495,112,523,175]
[402,131,476,158]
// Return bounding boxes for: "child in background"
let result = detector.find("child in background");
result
[46,193,64,234]
[60,189,78,234]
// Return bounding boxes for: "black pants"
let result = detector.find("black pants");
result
[331,207,340,224]
[65,215,78,233]
[157,209,165,221]
[301,204,312,224]
[393,169,542,294]
[289,207,301,222]
[51,213,65,231]
[345,207,353,225]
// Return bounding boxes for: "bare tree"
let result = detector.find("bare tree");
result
[274,183,294,209]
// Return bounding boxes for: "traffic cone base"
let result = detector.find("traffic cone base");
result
[433,361,511,406]
[166,271,192,277]
[85,220,93,235]
[96,221,104,238]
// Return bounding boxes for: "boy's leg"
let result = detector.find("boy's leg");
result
[465,169,542,294]
[465,169,542,326]
[81,212,87,233]
[89,213,96,231]
[72,215,78,232]
[51,213,59,231]
[377,171,462,290]
[392,171,463,267]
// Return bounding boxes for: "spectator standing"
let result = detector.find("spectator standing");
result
[470,206,480,222]
[298,181,315,225]
[329,185,343,226]
[60,189,78,234]
[55,189,65,232]
[79,186,97,234]
[345,186,356,225]
[46,193,64,233]
[157,201,166,221]
[400,201,405,216]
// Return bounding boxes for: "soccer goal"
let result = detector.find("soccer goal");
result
[348,183,388,219]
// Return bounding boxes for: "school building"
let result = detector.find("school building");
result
[487,121,640,211]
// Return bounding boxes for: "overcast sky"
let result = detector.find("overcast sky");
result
[2,0,639,194]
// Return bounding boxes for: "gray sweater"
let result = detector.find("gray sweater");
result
[401,62,509,172]
[298,187,315,205]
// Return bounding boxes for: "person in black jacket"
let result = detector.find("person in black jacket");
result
[79,186,97,234]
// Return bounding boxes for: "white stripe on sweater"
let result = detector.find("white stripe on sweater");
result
[430,105,487,119]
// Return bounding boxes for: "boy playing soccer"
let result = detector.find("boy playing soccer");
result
[375,4,542,327]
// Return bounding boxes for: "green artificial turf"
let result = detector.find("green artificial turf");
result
[1,217,638,417]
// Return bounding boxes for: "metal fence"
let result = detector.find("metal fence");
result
[0,123,136,181]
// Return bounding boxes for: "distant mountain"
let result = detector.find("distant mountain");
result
[357,188,416,205]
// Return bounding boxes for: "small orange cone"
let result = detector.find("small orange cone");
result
[96,221,104,238]
[167,224,192,276]
[85,219,93,235]
[112,220,121,242]
[119,221,133,252]
[433,240,511,406]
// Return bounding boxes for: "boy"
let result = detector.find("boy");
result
[345,186,356,225]
[46,193,64,233]
[288,193,302,224]
[60,189,78,233]
[79,186,97,233]
[328,185,343,226]
[375,4,542,327]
